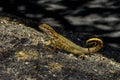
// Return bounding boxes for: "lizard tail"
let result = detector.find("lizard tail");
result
[85,38,103,53]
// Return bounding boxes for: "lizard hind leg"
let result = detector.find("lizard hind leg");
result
[79,54,86,60]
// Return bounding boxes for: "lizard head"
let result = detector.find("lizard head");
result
[39,24,56,36]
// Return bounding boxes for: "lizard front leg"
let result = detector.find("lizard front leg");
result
[41,38,57,52]
[41,38,51,46]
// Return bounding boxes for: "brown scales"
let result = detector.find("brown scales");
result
[39,24,103,56]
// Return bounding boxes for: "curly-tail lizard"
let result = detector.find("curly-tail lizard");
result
[39,24,103,56]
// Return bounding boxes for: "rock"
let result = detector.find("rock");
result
[0,16,120,80]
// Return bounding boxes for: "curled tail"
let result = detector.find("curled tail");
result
[85,38,103,53]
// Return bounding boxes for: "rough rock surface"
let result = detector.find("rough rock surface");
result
[0,17,120,80]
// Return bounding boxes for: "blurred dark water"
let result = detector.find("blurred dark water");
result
[0,0,120,48]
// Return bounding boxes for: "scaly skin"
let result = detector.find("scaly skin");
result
[39,24,103,56]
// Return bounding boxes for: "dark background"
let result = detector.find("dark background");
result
[0,0,120,48]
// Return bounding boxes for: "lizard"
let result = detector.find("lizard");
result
[39,24,103,56]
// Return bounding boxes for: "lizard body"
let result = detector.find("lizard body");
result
[39,24,103,56]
